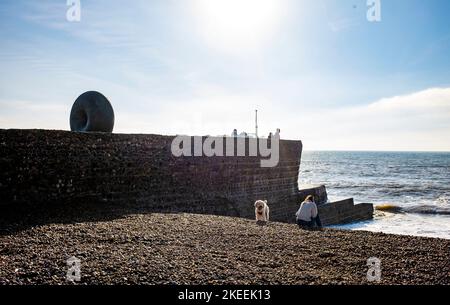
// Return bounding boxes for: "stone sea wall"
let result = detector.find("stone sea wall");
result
[0,129,373,225]
[0,129,303,222]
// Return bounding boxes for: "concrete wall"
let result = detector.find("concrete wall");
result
[296,186,373,226]
[0,129,302,222]
[319,198,374,226]
[298,184,328,205]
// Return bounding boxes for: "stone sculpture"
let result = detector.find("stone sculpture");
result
[70,91,114,132]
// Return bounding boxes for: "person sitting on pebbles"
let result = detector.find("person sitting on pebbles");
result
[295,195,322,230]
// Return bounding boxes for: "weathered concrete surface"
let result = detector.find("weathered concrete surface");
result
[319,198,374,226]
[0,129,373,226]
[296,185,373,226]
[298,184,328,205]
[0,129,301,222]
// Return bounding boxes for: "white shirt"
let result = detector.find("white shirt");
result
[295,201,318,222]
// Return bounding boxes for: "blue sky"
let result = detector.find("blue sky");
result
[0,0,450,151]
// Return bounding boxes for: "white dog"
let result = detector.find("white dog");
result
[254,200,270,223]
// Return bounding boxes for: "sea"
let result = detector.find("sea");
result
[299,151,450,240]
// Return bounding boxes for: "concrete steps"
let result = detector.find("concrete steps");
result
[298,184,374,226]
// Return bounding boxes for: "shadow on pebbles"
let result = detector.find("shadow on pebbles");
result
[1,213,449,285]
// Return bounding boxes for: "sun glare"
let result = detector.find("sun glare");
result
[193,0,285,53]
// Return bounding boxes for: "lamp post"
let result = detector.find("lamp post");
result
[255,109,258,138]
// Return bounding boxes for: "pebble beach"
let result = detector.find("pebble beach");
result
[1,211,448,285]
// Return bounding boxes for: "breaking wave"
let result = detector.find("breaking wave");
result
[300,151,450,239]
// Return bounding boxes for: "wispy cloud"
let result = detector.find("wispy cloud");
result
[328,17,360,32]
[1,0,449,152]
[321,0,362,33]
[20,1,139,47]
[295,87,450,151]
[0,99,68,130]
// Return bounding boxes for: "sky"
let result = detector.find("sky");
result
[0,0,450,151]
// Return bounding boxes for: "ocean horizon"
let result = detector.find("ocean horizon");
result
[299,150,450,239]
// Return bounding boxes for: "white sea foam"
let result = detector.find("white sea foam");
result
[300,151,450,239]
[332,212,450,240]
